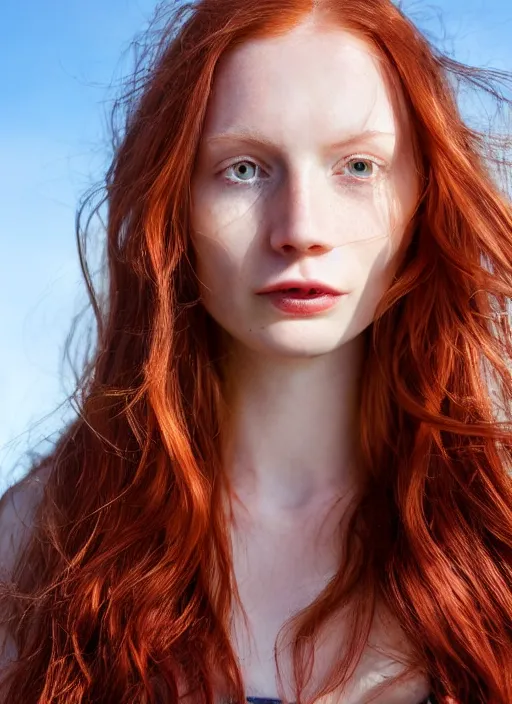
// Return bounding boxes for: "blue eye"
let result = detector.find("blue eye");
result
[226,160,258,182]
[346,159,374,178]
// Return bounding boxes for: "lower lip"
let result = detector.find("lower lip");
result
[259,290,343,315]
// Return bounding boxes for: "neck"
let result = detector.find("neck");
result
[220,333,366,518]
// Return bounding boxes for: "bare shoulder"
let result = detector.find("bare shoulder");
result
[0,466,50,579]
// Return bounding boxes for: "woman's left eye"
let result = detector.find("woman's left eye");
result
[344,158,376,179]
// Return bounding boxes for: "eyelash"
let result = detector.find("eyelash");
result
[220,155,386,187]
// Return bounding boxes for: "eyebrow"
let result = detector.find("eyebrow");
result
[205,128,396,150]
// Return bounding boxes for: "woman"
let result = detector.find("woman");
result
[1,0,511,702]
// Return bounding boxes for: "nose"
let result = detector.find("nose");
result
[269,170,336,256]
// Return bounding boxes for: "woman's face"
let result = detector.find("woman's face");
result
[191,20,419,357]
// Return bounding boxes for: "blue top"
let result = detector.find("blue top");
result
[247,694,438,704]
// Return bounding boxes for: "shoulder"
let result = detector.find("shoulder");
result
[0,466,49,579]
[0,467,49,681]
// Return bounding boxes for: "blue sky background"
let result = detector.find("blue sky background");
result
[1,0,511,493]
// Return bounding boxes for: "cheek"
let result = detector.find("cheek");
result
[341,187,398,257]
[366,178,416,264]
[191,188,260,284]
[191,232,235,295]
[190,224,253,308]
[340,189,409,302]
[354,240,396,296]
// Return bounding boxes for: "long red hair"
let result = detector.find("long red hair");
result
[1,1,511,702]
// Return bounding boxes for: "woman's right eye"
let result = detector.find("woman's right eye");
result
[223,160,261,184]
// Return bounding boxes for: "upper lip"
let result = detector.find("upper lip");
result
[256,279,343,295]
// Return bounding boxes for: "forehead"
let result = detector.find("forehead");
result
[202,23,403,142]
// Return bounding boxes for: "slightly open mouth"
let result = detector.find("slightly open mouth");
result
[280,288,328,296]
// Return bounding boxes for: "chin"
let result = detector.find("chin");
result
[240,323,352,358]
[206,306,367,358]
